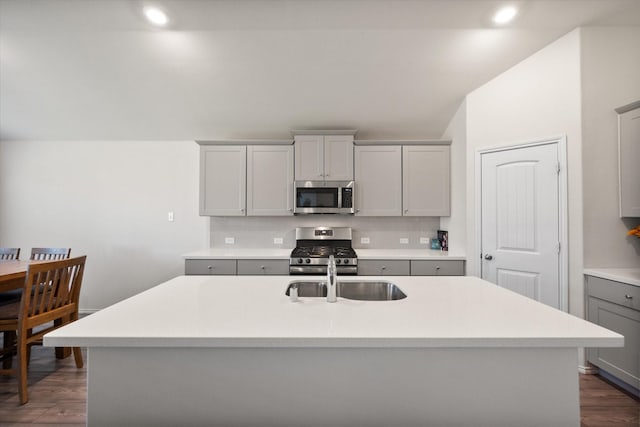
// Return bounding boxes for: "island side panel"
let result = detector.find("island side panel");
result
[86,346,579,426]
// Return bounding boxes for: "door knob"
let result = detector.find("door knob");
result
[484,254,493,260]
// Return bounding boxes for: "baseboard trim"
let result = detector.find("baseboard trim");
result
[579,364,599,375]
[79,309,100,316]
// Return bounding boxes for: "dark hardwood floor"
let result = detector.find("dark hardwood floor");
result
[580,374,639,427]
[0,346,638,426]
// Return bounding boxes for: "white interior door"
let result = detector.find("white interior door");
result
[481,142,561,309]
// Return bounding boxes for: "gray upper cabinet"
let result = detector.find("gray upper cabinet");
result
[294,134,354,181]
[354,146,402,216]
[402,145,451,216]
[617,102,640,217]
[200,146,247,216]
[247,145,294,216]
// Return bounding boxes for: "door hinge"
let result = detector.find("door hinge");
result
[556,162,561,175]
[556,242,561,254]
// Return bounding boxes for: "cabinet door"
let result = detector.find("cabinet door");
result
[587,296,640,389]
[410,260,465,276]
[294,135,324,180]
[358,260,410,276]
[247,145,294,216]
[324,135,354,181]
[619,107,640,217]
[354,146,402,216]
[237,260,289,275]
[402,146,450,216]
[185,259,237,275]
[200,146,246,216]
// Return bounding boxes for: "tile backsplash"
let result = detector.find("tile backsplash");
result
[210,216,441,249]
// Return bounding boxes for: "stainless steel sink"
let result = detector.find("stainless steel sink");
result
[286,280,406,301]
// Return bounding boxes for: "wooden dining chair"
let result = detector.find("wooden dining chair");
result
[30,247,71,261]
[0,248,22,305]
[0,255,86,404]
[0,247,20,261]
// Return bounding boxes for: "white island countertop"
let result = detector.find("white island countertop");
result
[183,248,466,260]
[584,268,640,287]
[46,275,620,349]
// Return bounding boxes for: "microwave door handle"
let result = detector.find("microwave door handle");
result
[337,186,342,209]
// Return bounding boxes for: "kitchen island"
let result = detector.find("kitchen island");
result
[45,275,622,427]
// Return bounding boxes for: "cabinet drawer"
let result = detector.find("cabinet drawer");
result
[185,259,237,275]
[237,260,289,275]
[586,276,640,310]
[411,260,465,276]
[358,260,410,276]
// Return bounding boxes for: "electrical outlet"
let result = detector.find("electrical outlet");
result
[225,237,235,244]
[361,237,370,244]
[273,237,284,245]
[167,212,174,222]
[420,237,429,244]
[400,238,409,244]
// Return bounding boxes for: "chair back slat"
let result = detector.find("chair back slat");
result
[0,247,20,261]
[30,247,71,261]
[21,256,86,321]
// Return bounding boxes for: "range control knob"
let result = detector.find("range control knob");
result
[305,258,311,264]
[343,259,349,264]
[297,258,303,264]
[335,259,342,264]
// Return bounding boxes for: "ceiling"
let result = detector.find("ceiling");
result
[1,0,639,141]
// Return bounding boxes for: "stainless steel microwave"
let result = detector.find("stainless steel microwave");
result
[294,181,355,214]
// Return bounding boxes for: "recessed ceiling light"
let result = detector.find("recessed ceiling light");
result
[144,7,169,26]
[493,6,518,25]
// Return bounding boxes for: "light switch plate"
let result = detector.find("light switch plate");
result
[225,237,235,244]
[400,238,409,244]
[361,237,370,244]
[420,237,429,244]
[273,237,284,245]
[167,212,174,222]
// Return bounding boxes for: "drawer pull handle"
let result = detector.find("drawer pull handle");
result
[207,265,214,270]
[260,266,266,270]
[625,294,633,300]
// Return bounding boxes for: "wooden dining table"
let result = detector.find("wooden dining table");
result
[0,259,71,359]
[0,260,41,293]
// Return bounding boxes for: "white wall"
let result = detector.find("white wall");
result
[0,140,208,311]
[440,99,467,252]
[465,30,584,316]
[581,27,640,268]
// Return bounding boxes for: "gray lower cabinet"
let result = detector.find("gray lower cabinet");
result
[358,260,410,276]
[586,275,640,391]
[185,259,237,275]
[237,260,289,275]
[186,258,466,277]
[185,259,288,275]
[411,260,465,276]
[356,259,465,276]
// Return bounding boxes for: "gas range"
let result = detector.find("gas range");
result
[289,227,358,275]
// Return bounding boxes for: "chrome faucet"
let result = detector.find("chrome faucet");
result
[326,254,337,303]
